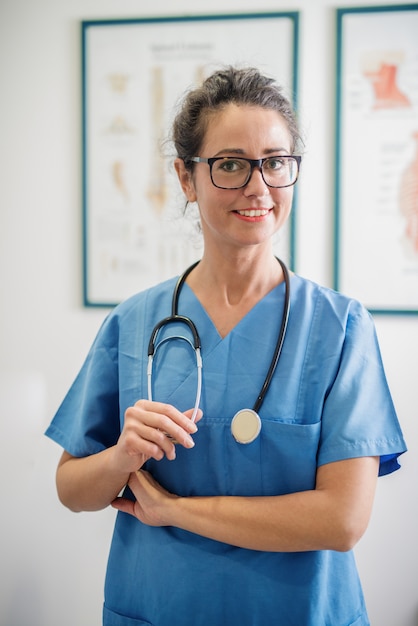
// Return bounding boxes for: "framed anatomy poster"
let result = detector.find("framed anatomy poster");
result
[334,4,418,314]
[81,12,299,306]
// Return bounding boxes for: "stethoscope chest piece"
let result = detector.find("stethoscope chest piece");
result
[231,409,262,444]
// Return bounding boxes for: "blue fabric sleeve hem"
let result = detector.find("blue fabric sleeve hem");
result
[44,423,106,458]
[378,452,405,477]
[318,442,407,476]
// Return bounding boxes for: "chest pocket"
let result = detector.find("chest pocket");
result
[146,415,321,497]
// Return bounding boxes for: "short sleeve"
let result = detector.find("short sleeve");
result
[45,313,121,457]
[317,303,407,477]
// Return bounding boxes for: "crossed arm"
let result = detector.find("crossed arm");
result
[56,399,379,553]
[112,456,379,553]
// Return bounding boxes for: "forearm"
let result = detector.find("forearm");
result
[56,448,131,512]
[158,457,379,553]
[55,402,200,513]
[169,491,346,552]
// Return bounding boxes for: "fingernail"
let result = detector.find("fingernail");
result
[185,436,195,448]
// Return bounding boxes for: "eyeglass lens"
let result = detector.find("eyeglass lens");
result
[211,157,298,189]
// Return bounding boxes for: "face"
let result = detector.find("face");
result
[175,104,295,254]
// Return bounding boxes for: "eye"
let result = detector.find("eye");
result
[216,158,247,173]
[264,157,286,171]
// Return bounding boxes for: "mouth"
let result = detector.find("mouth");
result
[235,208,271,218]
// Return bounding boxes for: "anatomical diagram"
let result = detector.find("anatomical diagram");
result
[363,51,411,110]
[399,131,418,254]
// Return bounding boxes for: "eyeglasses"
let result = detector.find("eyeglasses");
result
[189,155,301,190]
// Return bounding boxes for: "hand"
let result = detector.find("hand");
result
[111,469,176,526]
[113,400,202,473]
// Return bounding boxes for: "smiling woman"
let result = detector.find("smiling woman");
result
[175,103,298,259]
[45,66,406,626]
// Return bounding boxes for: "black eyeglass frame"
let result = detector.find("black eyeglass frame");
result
[189,155,302,189]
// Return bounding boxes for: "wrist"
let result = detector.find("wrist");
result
[106,445,133,481]
[160,492,184,527]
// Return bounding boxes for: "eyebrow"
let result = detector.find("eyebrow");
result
[213,147,290,157]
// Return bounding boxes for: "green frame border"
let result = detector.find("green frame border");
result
[81,12,299,307]
[334,4,418,315]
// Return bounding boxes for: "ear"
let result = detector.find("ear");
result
[174,158,197,203]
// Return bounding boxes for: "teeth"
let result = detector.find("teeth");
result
[237,209,269,217]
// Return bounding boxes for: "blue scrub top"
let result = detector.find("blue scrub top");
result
[46,274,406,626]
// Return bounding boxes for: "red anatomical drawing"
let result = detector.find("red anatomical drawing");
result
[399,131,418,254]
[362,51,411,110]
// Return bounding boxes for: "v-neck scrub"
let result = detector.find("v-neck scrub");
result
[46,273,406,626]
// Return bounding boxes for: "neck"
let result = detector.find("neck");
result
[193,247,283,296]
[185,248,285,337]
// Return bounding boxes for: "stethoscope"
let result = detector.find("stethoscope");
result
[147,257,290,444]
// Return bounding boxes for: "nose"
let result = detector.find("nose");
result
[243,166,269,197]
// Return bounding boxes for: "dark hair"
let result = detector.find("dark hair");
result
[172,66,302,168]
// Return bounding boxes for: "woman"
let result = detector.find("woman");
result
[46,67,406,626]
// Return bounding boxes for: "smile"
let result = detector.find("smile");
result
[236,209,270,217]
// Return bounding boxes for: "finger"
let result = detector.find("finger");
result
[132,470,169,500]
[135,402,198,449]
[184,408,203,424]
[127,471,155,505]
[121,415,176,462]
[163,429,195,449]
[131,423,178,461]
[133,419,193,455]
[111,497,136,516]
[165,408,202,446]
[126,401,197,453]
[136,400,199,435]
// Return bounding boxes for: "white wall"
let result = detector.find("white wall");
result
[1,0,417,625]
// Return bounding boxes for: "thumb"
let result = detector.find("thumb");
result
[111,496,136,516]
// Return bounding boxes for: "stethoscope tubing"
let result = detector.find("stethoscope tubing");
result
[147,262,202,423]
[253,258,290,413]
[146,256,290,434]
[147,334,202,424]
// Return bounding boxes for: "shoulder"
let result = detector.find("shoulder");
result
[95,276,179,343]
[114,276,178,316]
[290,274,376,346]
[291,274,370,323]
